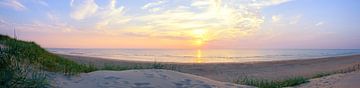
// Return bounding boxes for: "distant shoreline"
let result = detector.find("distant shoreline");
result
[58,54,360,82]
[48,48,360,63]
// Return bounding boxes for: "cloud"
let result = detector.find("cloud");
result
[70,0,74,7]
[94,0,129,29]
[315,21,324,26]
[289,14,302,24]
[0,0,27,11]
[250,0,292,8]
[272,15,281,22]
[69,0,129,30]
[66,0,293,44]
[142,0,167,9]
[47,12,58,21]
[35,0,48,6]
[124,0,289,41]
[70,0,98,20]
[22,20,76,33]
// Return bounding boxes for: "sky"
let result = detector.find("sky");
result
[0,0,359,49]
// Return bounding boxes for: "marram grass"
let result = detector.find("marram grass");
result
[0,35,97,87]
[0,34,177,87]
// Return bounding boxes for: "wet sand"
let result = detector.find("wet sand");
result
[59,54,360,82]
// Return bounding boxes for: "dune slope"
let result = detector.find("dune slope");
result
[51,69,253,88]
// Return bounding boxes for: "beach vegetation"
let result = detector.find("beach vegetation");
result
[0,35,97,87]
[234,76,308,88]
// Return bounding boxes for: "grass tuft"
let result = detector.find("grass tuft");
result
[234,76,308,88]
[0,35,97,87]
[100,62,177,71]
[312,72,331,78]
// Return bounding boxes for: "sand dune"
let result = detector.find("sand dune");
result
[55,54,360,88]
[296,71,360,88]
[51,69,253,88]
[60,54,360,81]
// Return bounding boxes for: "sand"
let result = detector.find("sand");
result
[59,54,360,81]
[50,69,253,88]
[296,71,360,88]
[54,54,360,88]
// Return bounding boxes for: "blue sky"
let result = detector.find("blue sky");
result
[0,0,359,49]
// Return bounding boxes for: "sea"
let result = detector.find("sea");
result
[47,48,360,63]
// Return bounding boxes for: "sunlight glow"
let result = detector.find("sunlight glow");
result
[192,29,206,38]
[191,29,208,46]
[194,49,205,63]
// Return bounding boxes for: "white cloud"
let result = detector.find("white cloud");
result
[191,0,210,7]
[67,0,293,42]
[70,0,98,20]
[272,15,281,22]
[35,0,48,6]
[250,0,292,8]
[123,0,291,41]
[70,0,74,7]
[69,0,129,30]
[142,0,167,9]
[0,0,26,11]
[315,21,324,26]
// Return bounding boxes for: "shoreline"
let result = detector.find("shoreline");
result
[57,53,360,64]
[58,54,360,82]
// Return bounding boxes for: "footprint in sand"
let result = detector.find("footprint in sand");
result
[144,73,155,78]
[173,79,193,88]
[158,73,169,79]
[132,82,154,88]
[104,76,122,80]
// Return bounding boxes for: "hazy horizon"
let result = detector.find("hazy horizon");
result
[48,48,360,63]
[1,0,360,49]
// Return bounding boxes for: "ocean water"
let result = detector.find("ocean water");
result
[47,49,360,63]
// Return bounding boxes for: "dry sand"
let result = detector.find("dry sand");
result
[59,54,360,82]
[296,71,360,88]
[50,69,253,88]
[54,54,360,88]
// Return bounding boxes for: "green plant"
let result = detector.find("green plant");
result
[101,64,130,71]
[0,51,48,88]
[0,35,98,87]
[313,72,331,78]
[234,76,308,88]
[151,62,165,69]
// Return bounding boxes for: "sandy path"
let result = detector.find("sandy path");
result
[51,69,253,88]
[296,71,360,88]
[59,54,360,82]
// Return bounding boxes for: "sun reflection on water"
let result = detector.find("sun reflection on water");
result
[194,49,205,63]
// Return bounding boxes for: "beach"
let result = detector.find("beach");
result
[50,69,253,88]
[297,70,360,88]
[55,54,360,87]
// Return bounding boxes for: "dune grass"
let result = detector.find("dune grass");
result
[0,35,98,74]
[234,63,360,88]
[0,34,179,87]
[234,76,308,88]
[0,35,98,87]
[100,62,179,71]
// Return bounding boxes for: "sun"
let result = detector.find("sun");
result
[192,29,206,38]
[191,29,208,46]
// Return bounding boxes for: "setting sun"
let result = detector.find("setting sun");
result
[191,29,208,46]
